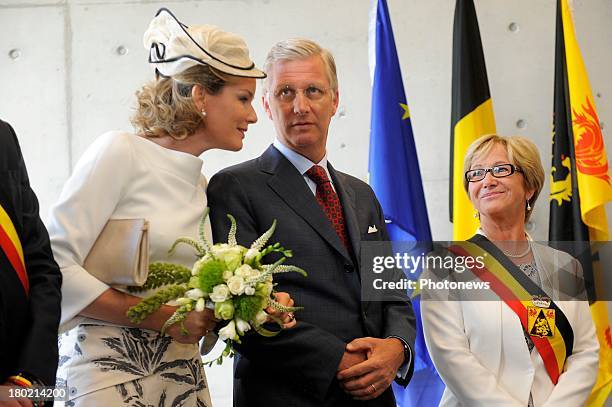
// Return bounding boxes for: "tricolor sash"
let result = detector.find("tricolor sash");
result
[0,203,28,294]
[448,234,573,384]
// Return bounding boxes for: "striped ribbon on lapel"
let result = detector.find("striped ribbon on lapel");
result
[0,203,28,294]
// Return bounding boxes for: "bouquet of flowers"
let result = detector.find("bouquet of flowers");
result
[126,209,306,363]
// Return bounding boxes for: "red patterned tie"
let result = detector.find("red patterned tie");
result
[306,165,351,252]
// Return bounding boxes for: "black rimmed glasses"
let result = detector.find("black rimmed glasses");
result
[273,85,329,104]
[465,163,523,182]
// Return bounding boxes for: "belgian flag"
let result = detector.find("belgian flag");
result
[450,0,496,240]
[549,0,612,404]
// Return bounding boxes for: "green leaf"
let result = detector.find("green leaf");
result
[253,324,281,337]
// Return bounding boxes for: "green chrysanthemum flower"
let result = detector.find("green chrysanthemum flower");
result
[193,259,226,292]
[234,294,266,322]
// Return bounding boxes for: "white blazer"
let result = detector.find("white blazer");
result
[421,242,599,406]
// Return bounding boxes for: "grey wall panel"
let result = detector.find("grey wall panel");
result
[0,5,69,220]
[69,3,153,160]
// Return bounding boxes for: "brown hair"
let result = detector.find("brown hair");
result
[131,64,229,140]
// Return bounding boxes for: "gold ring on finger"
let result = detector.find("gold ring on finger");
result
[370,384,376,394]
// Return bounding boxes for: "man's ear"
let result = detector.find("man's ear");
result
[262,93,273,121]
[331,89,340,116]
[191,84,206,112]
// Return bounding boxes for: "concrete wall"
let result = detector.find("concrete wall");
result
[1,0,611,405]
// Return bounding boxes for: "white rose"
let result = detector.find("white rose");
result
[210,244,245,271]
[218,320,238,341]
[185,288,205,300]
[195,298,206,312]
[209,284,231,303]
[254,310,268,326]
[234,264,254,278]
[248,268,261,280]
[235,318,251,335]
[244,248,260,264]
[227,275,246,296]
[222,269,234,280]
[244,286,255,296]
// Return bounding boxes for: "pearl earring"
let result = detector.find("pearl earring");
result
[473,210,480,219]
[526,200,532,211]
[201,109,207,117]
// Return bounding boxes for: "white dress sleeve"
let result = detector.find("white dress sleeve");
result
[47,131,134,326]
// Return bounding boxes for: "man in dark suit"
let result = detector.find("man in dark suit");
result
[0,119,62,401]
[208,39,416,406]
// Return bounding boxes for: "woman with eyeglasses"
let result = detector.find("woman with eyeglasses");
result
[421,134,599,406]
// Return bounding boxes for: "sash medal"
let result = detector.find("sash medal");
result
[528,295,555,338]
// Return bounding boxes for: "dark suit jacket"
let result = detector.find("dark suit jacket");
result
[208,145,416,407]
[0,119,62,385]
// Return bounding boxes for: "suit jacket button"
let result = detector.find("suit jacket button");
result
[344,264,354,273]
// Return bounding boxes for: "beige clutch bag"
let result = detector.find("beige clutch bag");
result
[84,218,149,286]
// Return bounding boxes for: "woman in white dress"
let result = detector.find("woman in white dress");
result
[47,8,288,406]
[421,134,599,406]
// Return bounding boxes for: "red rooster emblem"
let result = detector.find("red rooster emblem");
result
[572,97,611,184]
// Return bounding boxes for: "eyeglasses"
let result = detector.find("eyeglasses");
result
[272,85,329,103]
[465,163,523,182]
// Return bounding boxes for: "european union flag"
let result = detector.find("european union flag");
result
[368,0,444,405]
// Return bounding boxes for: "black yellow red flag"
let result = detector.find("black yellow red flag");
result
[549,0,612,404]
[450,0,496,240]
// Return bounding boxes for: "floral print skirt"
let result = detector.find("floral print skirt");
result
[55,324,211,406]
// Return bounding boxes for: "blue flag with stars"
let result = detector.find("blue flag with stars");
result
[368,0,444,405]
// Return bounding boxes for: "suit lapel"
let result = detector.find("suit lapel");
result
[260,146,352,263]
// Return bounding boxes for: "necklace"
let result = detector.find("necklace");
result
[519,263,537,277]
[501,241,531,258]
[476,228,533,258]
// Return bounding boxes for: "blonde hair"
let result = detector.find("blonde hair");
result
[463,134,545,222]
[262,38,338,94]
[131,64,229,140]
